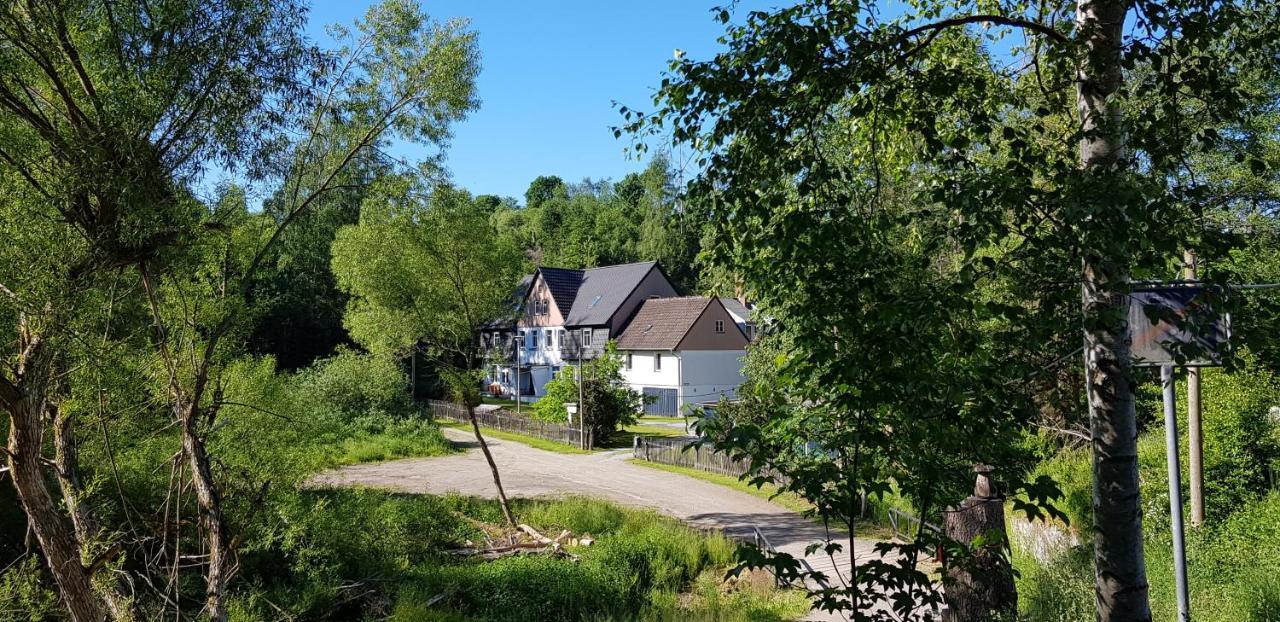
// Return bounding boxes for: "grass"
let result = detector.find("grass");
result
[480,395,521,408]
[227,493,811,622]
[329,423,456,466]
[437,419,594,455]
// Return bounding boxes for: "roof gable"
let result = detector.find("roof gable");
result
[615,296,715,351]
[535,267,583,318]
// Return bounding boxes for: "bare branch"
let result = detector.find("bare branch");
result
[899,14,1068,45]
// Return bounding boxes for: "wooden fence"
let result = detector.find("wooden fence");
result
[631,436,790,486]
[426,400,585,447]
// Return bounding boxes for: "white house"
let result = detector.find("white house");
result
[614,297,749,416]
[484,261,678,401]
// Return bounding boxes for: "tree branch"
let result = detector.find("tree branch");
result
[899,14,1068,45]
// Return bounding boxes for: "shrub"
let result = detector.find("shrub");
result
[533,343,640,442]
[0,557,60,622]
[299,348,414,421]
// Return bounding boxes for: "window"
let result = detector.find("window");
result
[625,353,633,370]
[715,320,725,334]
[582,329,593,347]
[540,298,549,316]
[654,353,662,371]
[544,329,553,350]
[559,329,566,348]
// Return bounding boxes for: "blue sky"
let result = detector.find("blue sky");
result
[307,1,777,203]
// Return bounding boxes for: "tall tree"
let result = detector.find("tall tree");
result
[332,182,525,526]
[135,3,479,618]
[625,1,1279,619]
[0,1,312,619]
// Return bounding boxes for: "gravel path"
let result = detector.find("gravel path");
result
[311,427,890,621]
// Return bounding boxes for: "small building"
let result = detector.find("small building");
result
[615,297,749,416]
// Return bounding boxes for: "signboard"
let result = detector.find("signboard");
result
[1128,285,1230,367]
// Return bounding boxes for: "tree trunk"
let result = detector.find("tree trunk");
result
[466,404,516,527]
[7,400,105,622]
[180,404,230,622]
[1076,0,1152,620]
[53,405,134,621]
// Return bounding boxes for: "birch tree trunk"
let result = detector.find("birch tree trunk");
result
[1076,0,1153,619]
[466,402,517,527]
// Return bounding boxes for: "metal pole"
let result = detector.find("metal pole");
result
[1162,364,1190,622]
[1184,249,1205,526]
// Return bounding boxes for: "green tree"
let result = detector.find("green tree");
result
[0,1,314,619]
[532,343,640,445]
[626,1,1279,619]
[525,174,566,209]
[332,182,525,525]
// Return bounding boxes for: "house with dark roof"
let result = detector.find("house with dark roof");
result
[614,296,749,416]
[484,261,678,401]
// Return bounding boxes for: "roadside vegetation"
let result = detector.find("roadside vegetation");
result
[1013,361,1280,621]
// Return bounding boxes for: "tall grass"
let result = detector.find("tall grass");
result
[228,494,807,622]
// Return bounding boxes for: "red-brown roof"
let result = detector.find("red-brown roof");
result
[615,297,716,350]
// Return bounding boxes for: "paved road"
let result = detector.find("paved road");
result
[311,428,892,621]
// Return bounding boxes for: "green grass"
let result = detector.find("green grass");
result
[437,420,594,455]
[228,493,810,622]
[328,420,456,466]
[480,395,521,408]
[638,415,690,424]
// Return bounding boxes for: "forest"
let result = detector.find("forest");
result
[2,0,1280,621]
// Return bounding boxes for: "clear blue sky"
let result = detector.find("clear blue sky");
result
[307,1,778,203]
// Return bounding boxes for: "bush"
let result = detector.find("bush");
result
[0,557,60,622]
[532,343,640,441]
[299,348,414,421]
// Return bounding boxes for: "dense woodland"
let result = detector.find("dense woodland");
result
[1,1,1280,622]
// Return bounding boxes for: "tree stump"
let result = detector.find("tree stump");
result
[942,465,1016,621]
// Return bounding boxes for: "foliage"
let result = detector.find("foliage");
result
[531,343,641,441]
[227,493,798,622]
[1014,492,1280,622]
[623,0,1280,617]
[333,183,524,364]
[0,557,60,622]
[298,348,414,421]
[493,157,706,292]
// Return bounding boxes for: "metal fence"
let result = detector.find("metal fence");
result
[426,400,585,447]
[631,436,790,486]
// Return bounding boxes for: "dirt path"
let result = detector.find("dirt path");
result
[311,428,890,621]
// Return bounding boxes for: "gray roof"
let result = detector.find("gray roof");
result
[563,261,660,326]
[615,296,714,350]
[537,266,584,317]
[718,297,752,323]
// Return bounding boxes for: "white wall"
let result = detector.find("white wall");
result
[619,350,680,389]
[516,325,566,368]
[618,349,746,415]
[676,350,746,413]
